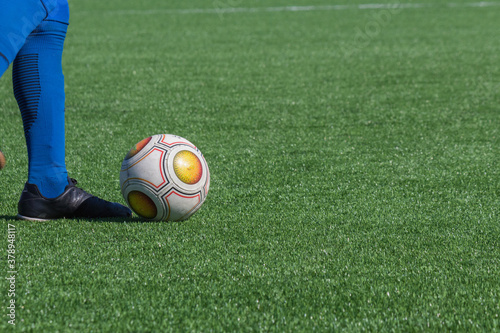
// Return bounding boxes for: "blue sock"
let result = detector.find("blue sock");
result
[13,18,69,198]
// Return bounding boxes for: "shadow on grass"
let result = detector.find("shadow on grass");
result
[0,215,162,224]
[87,216,184,224]
[0,215,18,222]
[81,216,151,223]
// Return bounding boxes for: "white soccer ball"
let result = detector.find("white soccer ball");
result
[120,134,210,221]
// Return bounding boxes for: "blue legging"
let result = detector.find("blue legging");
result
[0,0,69,76]
[1,0,71,198]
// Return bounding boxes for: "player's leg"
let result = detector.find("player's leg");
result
[12,1,70,199]
[0,0,55,77]
[14,0,131,220]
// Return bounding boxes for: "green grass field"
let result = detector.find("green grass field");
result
[1,0,499,331]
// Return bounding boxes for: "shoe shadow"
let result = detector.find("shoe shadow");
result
[86,217,183,224]
[85,216,149,223]
[0,215,18,222]
[0,215,155,223]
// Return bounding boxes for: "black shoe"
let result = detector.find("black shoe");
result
[17,178,132,221]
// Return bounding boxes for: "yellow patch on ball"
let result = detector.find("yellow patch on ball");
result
[126,137,152,159]
[173,150,203,184]
[128,191,157,219]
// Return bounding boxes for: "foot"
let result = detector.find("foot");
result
[17,178,132,221]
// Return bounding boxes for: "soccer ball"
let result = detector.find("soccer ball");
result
[120,134,210,221]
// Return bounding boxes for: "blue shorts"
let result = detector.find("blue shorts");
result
[0,0,69,64]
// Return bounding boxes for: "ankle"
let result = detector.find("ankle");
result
[29,174,69,198]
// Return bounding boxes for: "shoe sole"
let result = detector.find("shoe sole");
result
[16,214,51,222]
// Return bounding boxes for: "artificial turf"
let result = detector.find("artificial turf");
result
[0,0,499,331]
